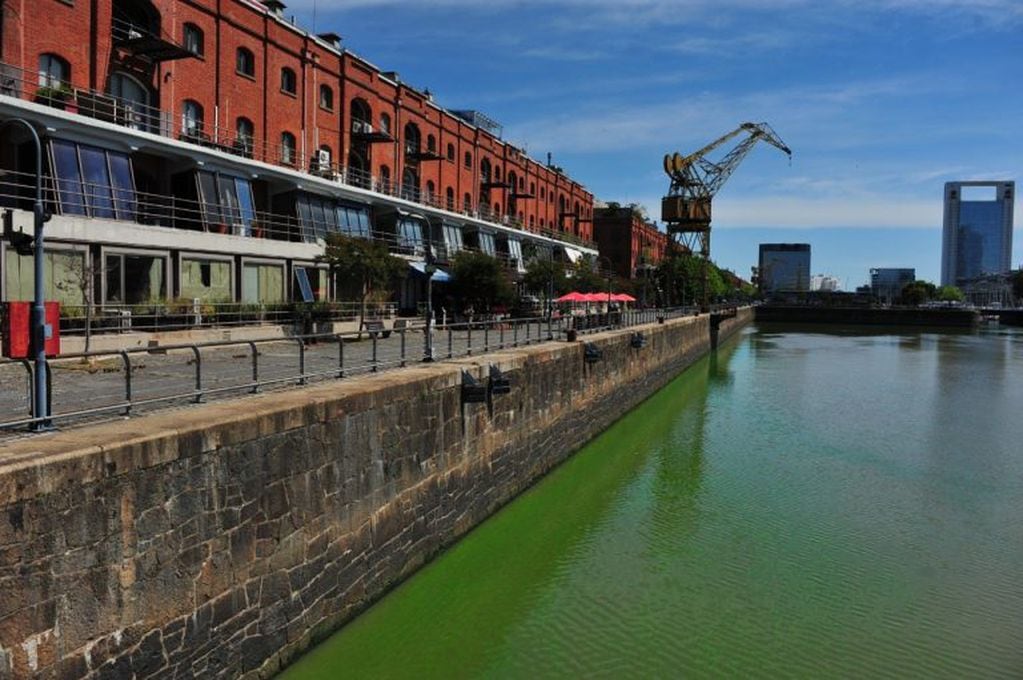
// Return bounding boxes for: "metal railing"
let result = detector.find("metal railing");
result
[0,167,568,270]
[0,307,703,434]
[0,60,596,251]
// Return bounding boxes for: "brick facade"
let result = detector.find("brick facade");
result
[0,0,593,239]
[593,206,668,278]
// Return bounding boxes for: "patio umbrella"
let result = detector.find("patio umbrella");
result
[555,291,589,303]
[612,293,637,303]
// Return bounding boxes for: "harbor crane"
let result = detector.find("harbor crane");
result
[661,122,791,308]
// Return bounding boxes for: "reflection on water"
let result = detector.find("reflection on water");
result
[282,326,1023,679]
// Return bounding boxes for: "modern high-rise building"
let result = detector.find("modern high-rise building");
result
[870,268,915,304]
[758,243,810,293]
[810,274,840,292]
[941,181,1014,286]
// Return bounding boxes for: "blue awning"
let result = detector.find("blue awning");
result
[409,261,452,282]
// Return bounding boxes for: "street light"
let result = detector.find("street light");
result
[597,255,614,326]
[422,244,436,362]
[1,119,51,430]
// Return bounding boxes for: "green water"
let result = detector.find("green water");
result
[282,325,1023,679]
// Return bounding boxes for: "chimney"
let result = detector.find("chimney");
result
[262,0,286,17]
[317,32,342,50]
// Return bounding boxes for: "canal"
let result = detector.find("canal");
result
[282,325,1023,678]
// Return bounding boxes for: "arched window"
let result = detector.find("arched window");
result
[108,72,151,131]
[464,151,472,169]
[235,117,254,156]
[350,98,372,133]
[280,67,296,96]
[401,167,419,200]
[319,84,334,111]
[447,143,455,162]
[463,193,472,213]
[379,165,391,192]
[236,47,255,78]
[280,131,296,165]
[427,134,437,152]
[519,177,525,191]
[540,187,546,200]
[446,187,455,210]
[426,180,436,201]
[529,215,535,228]
[574,201,580,216]
[494,167,502,182]
[480,158,491,183]
[379,112,391,135]
[316,144,332,173]
[530,182,535,195]
[38,53,70,88]
[183,23,204,57]
[181,100,204,137]
[403,122,421,157]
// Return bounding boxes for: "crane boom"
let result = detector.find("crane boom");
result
[659,122,791,309]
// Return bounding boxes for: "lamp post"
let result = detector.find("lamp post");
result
[2,119,51,430]
[422,244,436,362]
[546,247,555,340]
[597,255,614,326]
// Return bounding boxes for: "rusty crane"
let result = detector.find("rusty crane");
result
[661,122,791,308]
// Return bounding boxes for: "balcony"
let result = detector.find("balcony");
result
[112,17,197,63]
[0,60,595,251]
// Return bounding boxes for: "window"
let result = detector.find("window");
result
[235,117,254,156]
[530,182,536,195]
[181,100,204,137]
[196,171,255,235]
[379,112,391,135]
[445,187,455,210]
[426,180,436,201]
[38,53,70,88]
[319,84,333,111]
[397,217,425,255]
[181,257,232,301]
[242,262,285,304]
[379,165,391,192]
[49,140,137,221]
[494,167,502,182]
[480,158,491,183]
[540,187,546,200]
[464,151,472,169]
[280,67,296,95]
[236,47,255,78]
[443,224,464,254]
[447,143,455,162]
[477,232,496,256]
[183,23,204,57]
[427,134,436,152]
[334,203,371,238]
[104,252,167,304]
[281,131,296,165]
[463,193,472,212]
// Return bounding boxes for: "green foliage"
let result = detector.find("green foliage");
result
[900,280,937,306]
[319,234,403,303]
[1011,270,1023,301]
[523,258,568,296]
[450,251,516,312]
[936,285,965,303]
[654,253,750,305]
[569,256,610,293]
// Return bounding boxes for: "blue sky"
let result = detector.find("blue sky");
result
[287,0,1021,288]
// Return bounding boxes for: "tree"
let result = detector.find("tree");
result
[1011,270,1023,303]
[900,280,936,306]
[450,251,515,315]
[319,234,404,336]
[936,285,965,303]
[524,258,568,297]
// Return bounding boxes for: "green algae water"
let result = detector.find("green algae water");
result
[282,325,1023,679]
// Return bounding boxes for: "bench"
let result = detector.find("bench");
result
[362,320,390,338]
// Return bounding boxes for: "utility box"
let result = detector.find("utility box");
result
[2,302,61,358]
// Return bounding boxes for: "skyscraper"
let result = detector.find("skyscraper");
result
[941,181,1014,286]
[758,244,811,293]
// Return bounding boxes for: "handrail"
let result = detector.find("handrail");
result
[0,307,702,433]
[0,60,597,251]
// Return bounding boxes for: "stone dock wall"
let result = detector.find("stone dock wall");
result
[0,309,751,679]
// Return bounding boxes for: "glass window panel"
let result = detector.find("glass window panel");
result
[322,199,338,231]
[218,174,241,228]
[79,145,115,218]
[51,140,87,216]
[197,171,222,228]
[108,153,136,221]
[296,195,313,242]
[105,254,123,303]
[123,255,165,303]
[478,232,496,256]
[181,257,232,301]
[234,178,255,236]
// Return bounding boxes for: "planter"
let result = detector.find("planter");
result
[566,328,578,342]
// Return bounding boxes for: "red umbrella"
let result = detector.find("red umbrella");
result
[613,293,637,303]
[555,291,588,303]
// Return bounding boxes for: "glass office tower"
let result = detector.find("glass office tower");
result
[941,181,1014,286]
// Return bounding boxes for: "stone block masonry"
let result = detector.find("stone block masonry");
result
[0,309,751,679]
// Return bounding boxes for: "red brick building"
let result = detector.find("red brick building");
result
[0,0,595,311]
[592,205,668,279]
